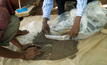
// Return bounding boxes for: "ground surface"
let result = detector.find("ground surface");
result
[31,0,58,15]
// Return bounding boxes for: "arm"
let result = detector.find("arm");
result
[0,45,41,60]
[76,0,87,17]
[0,45,24,59]
[10,37,21,48]
[68,0,87,39]
[42,0,53,21]
[42,0,53,34]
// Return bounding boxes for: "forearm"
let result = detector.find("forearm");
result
[74,16,81,24]
[69,17,81,39]
[43,18,48,24]
[0,46,24,59]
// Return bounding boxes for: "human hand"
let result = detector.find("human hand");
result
[42,18,51,34]
[68,16,81,39]
[23,47,41,60]
[21,43,41,51]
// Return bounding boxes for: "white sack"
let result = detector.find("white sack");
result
[45,1,107,40]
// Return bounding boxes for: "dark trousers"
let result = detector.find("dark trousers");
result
[56,0,95,15]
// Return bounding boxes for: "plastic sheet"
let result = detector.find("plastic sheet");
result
[45,1,107,40]
[0,14,107,65]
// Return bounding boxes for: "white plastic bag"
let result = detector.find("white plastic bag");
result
[45,1,107,40]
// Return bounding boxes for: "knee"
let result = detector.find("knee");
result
[10,15,20,26]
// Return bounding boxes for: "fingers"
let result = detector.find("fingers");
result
[34,49,44,57]
[68,32,73,39]
[42,29,46,34]
[30,47,37,50]
[68,32,78,39]
[42,28,51,35]
[29,47,44,54]
[73,34,75,38]
[28,44,42,48]
[30,44,41,48]
[47,25,51,35]
[24,44,42,51]
[27,47,39,54]
[42,23,51,34]
[34,44,42,48]
[24,47,43,60]
[47,30,51,35]
[26,47,36,51]
[40,50,44,53]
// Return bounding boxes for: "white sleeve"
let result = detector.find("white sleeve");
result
[42,0,53,20]
[76,0,87,17]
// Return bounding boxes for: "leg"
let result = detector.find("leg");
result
[0,43,43,60]
[56,0,76,15]
[0,15,24,59]
[15,30,29,37]
[87,0,95,3]
[0,15,43,59]
[56,0,66,15]
[10,37,21,48]
[0,15,20,46]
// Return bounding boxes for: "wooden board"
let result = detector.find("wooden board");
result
[100,0,107,4]
[15,0,41,17]
[15,5,35,17]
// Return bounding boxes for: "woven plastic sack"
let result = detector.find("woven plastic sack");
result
[45,1,107,40]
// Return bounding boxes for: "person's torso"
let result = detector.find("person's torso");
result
[0,0,11,41]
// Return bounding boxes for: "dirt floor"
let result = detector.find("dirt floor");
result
[31,0,58,15]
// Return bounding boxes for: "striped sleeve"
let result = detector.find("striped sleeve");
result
[42,0,53,20]
[76,0,87,17]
